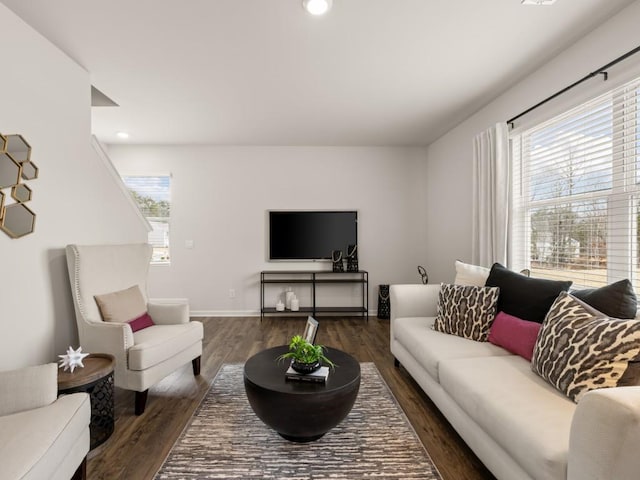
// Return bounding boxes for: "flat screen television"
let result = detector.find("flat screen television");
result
[269,210,357,260]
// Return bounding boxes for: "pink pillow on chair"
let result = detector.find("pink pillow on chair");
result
[488,311,541,361]
[129,312,155,332]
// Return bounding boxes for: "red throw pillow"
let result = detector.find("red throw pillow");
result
[128,312,155,332]
[488,311,541,361]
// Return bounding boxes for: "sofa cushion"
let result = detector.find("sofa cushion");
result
[532,292,640,402]
[488,311,541,361]
[454,260,490,286]
[485,263,572,323]
[0,392,90,480]
[128,321,204,371]
[94,284,147,323]
[393,316,511,382]
[571,279,637,319]
[439,355,576,480]
[434,283,500,341]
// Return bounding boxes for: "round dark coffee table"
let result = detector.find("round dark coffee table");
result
[244,345,360,442]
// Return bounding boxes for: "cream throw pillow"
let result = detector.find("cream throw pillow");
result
[95,285,147,323]
[454,260,490,286]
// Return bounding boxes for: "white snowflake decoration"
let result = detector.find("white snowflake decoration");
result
[58,346,90,373]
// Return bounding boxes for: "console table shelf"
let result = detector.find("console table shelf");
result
[260,270,368,321]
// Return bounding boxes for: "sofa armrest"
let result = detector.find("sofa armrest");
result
[390,284,440,321]
[147,298,189,324]
[568,386,640,480]
[0,363,58,416]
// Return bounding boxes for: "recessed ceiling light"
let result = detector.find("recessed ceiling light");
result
[302,0,332,16]
[116,131,129,139]
[521,0,557,5]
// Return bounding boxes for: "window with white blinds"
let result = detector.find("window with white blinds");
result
[511,76,640,291]
[122,175,171,264]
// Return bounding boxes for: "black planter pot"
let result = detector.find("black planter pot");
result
[291,360,321,374]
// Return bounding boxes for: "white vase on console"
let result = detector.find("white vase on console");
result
[291,296,300,312]
[285,288,295,310]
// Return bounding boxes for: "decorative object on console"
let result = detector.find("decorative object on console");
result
[285,287,295,309]
[485,262,572,323]
[290,296,300,311]
[275,300,285,311]
[58,346,90,373]
[532,291,640,402]
[0,133,38,239]
[417,265,429,284]
[332,249,344,272]
[346,244,358,271]
[377,284,390,319]
[571,279,637,319]
[433,283,500,341]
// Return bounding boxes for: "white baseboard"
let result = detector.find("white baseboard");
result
[190,310,379,318]
[190,310,259,317]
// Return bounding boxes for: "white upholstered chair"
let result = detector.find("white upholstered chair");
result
[66,243,203,415]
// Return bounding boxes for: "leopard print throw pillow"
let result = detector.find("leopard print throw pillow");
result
[434,283,500,341]
[532,291,640,402]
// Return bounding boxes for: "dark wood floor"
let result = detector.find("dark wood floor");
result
[87,316,496,480]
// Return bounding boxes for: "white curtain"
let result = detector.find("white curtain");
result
[472,122,510,267]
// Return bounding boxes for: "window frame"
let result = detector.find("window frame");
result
[510,77,640,290]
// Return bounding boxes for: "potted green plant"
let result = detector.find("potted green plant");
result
[278,335,335,374]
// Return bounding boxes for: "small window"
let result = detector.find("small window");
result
[122,175,171,264]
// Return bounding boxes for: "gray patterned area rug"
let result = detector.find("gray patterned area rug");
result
[155,363,441,479]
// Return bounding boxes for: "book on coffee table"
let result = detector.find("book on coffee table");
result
[285,366,330,383]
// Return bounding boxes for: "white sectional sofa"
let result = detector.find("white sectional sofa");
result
[0,363,90,480]
[390,284,640,480]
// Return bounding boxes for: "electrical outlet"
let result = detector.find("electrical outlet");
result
[229,289,236,299]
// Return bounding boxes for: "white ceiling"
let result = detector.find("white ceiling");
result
[2,0,636,146]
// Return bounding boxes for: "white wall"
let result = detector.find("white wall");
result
[424,0,640,283]
[0,4,148,370]
[108,145,427,315]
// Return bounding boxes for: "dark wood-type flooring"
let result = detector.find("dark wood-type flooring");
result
[87,316,496,480]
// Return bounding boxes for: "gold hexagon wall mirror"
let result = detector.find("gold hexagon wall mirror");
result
[5,134,31,163]
[1,203,36,238]
[12,184,32,203]
[0,132,36,238]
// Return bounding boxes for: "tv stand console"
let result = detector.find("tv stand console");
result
[260,270,368,321]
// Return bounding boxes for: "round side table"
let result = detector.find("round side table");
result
[57,353,115,450]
